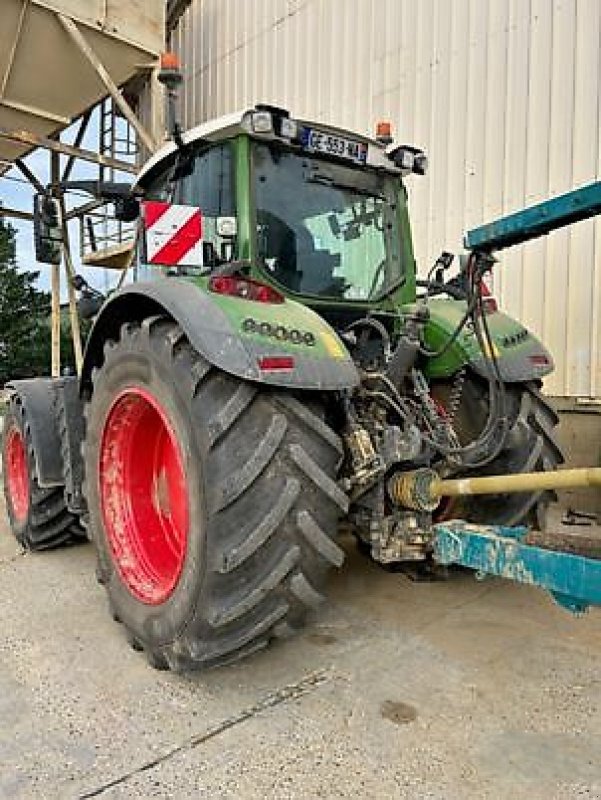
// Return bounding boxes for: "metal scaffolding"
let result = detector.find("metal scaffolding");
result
[0,5,163,377]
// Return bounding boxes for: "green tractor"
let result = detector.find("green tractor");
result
[2,103,565,670]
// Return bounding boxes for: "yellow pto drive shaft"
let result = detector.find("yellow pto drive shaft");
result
[389,467,601,512]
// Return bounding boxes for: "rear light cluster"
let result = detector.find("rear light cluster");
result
[478,279,498,314]
[529,354,551,367]
[258,356,295,372]
[481,297,498,314]
[208,275,284,304]
[208,276,294,372]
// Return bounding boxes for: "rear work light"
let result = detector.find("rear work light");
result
[250,110,274,133]
[208,275,285,304]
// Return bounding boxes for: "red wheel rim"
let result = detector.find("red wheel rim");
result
[99,387,189,605]
[5,426,29,523]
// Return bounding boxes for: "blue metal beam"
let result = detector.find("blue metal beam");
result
[464,180,601,252]
[433,521,601,613]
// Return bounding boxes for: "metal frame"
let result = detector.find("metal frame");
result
[61,110,93,183]
[0,207,33,221]
[0,127,137,175]
[57,14,157,154]
[434,521,601,613]
[0,10,161,379]
[0,125,124,378]
[465,180,601,252]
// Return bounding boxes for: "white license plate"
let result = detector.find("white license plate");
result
[301,127,368,164]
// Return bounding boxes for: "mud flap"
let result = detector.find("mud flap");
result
[7,377,85,513]
[7,379,64,487]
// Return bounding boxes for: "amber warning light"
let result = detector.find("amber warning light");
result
[375,121,393,145]
[160,52,181,71]
[158,52,183,90]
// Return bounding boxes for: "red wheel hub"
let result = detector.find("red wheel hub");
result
[99,387,189,605]
[5,426,29,523]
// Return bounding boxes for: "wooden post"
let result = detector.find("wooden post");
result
[50,152,61,377]
[115,225,139,290]
[57,194,84,375]
[50,262,61,377]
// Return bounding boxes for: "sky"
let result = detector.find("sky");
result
[1,109,135,298]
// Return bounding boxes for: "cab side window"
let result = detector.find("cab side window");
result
[176,144,236,267]
[144,143,236,270]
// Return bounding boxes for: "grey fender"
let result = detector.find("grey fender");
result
[80,279,360,394]
[470,339,555,383]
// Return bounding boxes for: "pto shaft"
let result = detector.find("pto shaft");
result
[435,468,601,497]
[389,467,601,512]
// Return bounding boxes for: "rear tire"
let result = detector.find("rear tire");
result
[2,396,85,550]
[432,375,564,529]
[83,317,347,671]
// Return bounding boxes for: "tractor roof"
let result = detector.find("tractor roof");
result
[136,108,393,187]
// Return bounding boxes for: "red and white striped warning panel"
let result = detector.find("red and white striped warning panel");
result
[142,201,203,267]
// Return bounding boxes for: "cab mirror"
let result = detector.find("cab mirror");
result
[114,196,140,222]
[33,194,62,265]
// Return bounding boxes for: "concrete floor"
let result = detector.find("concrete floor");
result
[1,496,600,800]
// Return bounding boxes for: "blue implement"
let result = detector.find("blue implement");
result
[464,180,601,252]
[433,521,601,614]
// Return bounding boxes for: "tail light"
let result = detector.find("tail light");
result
[529,354,551,367]
[258,356,295,372]
[208,275,285,304]
[478,279,498,314]
[481,297,498,314]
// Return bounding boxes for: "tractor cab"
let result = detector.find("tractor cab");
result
[134,106,424,315]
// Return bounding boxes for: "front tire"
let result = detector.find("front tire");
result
[84,317,347,670]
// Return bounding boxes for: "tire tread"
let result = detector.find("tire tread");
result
[83,316,346,670]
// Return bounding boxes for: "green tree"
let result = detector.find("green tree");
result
[0,217,90,385]
[0,217,55,384]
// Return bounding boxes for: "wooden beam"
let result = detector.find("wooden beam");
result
[65,198,105,221]
[0,206,33,221]
[0,127,137,174]
[0,197,107,224]
[58,14,157,154]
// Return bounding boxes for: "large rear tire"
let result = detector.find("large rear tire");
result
[2,397,85,550]
[83,317,347,670]
[432,375,564,529]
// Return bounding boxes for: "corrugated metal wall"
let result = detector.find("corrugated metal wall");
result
[169,0,601,398]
